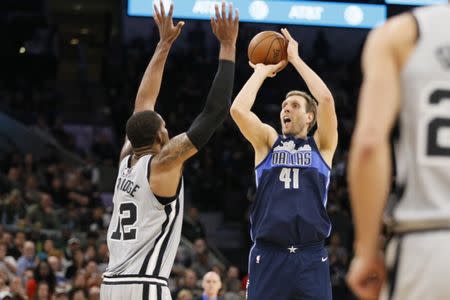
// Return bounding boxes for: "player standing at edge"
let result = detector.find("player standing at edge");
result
[347,4,450,300]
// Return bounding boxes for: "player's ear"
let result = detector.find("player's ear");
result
[155,130,163,145]
[306,111,314,124]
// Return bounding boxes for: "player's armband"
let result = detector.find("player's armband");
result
[187,60,235,149]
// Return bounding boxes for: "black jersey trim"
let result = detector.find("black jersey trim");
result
[155,194,177,205]
[143,283,149,300]
[139,205,173,275]
[388,237,402,300]
[146,155,154,182]
[103,274,168,282]
[157,285,162,300]
[153,198,180,275]
[101,280,166,287]
[127,155,132,168]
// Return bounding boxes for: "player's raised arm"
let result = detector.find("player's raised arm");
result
[346,14,416,300]
[135,1,184,112]
[230,61,285,162]
[151,2,238,187]
[281,29,337,159]
[119,1,184,161]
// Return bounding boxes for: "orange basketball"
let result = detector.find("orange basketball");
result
[248,31,288,65]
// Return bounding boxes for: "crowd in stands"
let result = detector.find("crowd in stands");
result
[0,20,363,299]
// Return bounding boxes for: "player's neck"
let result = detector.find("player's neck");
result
[294,133,308,140]
[132,146,159,159]
[283,132,308,140]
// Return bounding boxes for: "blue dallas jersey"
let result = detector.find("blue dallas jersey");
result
[251,135,332,246]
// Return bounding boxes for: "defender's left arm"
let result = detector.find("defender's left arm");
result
[281,29,338,160]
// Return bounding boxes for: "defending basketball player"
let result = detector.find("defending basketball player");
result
[100,1,238,299]
[347,4,450,300]
[231,28,337,300]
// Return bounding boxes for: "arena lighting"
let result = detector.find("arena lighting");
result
[70,38,80,45]
[19,47,26,54]
[128,0,387,28]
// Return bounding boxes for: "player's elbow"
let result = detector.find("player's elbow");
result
[318,93,334,105]
[230,104,244,120]
[351,129,385,160]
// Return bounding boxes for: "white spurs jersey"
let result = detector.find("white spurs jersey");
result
[103,154,184,284]
[393,5,450,228]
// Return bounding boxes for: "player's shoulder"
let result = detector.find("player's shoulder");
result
[368,13,417,50]
[363,13,418,69]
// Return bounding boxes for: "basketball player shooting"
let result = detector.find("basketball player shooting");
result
[231,28,338,300]
[347,4,450,300]
[100,1,239,299]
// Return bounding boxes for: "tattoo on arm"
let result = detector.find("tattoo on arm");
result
[155,133,197,168]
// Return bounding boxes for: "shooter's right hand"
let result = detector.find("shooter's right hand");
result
[249,60,288,78]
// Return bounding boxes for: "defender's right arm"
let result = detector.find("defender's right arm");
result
[119,1,184,161]
[230,62,285,163]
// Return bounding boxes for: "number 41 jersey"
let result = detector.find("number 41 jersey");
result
[394,5,450,225]
[104,154,184,281]
[252,136,331,246]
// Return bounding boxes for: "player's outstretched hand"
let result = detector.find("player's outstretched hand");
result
[211,1,239,46]
[346,253,386,300]
[281,28,299,63]
[153,0,184,45]
[249,60,288,78]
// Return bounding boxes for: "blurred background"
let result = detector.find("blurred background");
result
[0,0,443,299]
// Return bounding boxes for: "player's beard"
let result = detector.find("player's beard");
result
[283,121,306,138]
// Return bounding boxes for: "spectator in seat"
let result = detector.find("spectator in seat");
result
[177,289,193,300]
[35,281,50,300]
[182,207,206,241]
[27,193,60,229]
[0,242,17,281]
[174,269,202,299]
[196,271,222,300]
[16,241,37,279]
[35,260,56,295]
[0,190,27,225]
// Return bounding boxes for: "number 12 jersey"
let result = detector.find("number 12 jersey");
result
[104,154,184,283]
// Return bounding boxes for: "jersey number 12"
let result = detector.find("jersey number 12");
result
[279,168,300,189]
[111,202,138,241]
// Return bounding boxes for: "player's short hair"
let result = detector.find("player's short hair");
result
[285,90,318,132]
[126,110,162,149]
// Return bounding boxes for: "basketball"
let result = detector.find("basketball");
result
[248,31,288,65]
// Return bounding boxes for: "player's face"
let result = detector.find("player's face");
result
[280,96,312,136]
